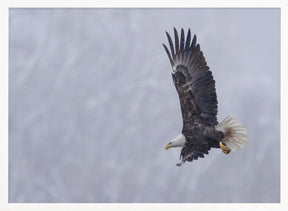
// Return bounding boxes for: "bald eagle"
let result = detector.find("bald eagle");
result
[163,28,248,166]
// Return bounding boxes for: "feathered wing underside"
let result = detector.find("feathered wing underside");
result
[163,28,219,163]
[163,28,218,129]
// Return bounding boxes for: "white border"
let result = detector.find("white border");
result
[4,0,287,8]
[280,0,288,207]
[1,0,287,211]
[0,1,8,211]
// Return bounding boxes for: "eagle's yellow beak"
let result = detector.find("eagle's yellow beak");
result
[165,144,171,150]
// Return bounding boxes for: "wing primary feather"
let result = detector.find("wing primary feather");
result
[174,27,179,56]
[165,31,175,59]
[162,43,174,66]
[191,34,197,49]
[180,28,185,51]
[183,29,192,66]
[185,29,191,50]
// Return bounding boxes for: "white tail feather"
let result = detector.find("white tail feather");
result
[215,116,248,152]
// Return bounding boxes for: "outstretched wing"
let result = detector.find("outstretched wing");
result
[163,28,218,132]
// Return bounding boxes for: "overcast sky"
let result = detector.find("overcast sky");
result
[9,8,280,203]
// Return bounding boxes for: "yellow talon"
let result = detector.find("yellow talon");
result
[220,142,231,154]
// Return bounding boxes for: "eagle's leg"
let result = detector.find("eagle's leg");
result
[176,154,191,166]
[219,142,231,154]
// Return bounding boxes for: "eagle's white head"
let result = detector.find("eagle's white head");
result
[165,133,186,150]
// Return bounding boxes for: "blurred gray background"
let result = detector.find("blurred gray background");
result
[9,8,280,203]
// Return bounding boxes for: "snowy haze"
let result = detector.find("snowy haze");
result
[9,8,280,203]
